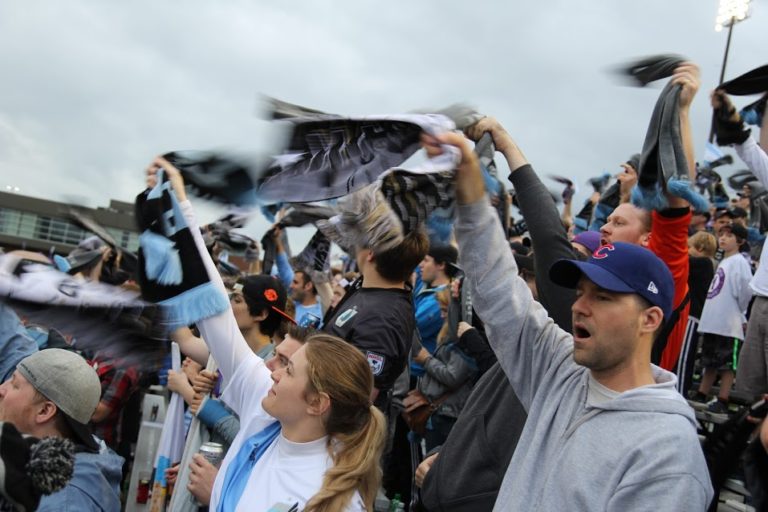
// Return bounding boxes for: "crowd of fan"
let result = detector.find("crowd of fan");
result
[0,60,767,512]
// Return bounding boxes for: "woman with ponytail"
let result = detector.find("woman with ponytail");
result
[145,157,385,511]
[301,335,387,511]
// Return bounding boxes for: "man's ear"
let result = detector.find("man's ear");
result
[253,309,269,323]
[306,391,331,418]
[641,306,664,334]
[35,400,58,425]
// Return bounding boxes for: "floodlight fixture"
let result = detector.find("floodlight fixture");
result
[715,0,750,31]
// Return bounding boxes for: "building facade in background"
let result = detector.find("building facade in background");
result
[0,191,138,256]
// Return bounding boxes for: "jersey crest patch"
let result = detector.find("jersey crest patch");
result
[366,351,385,375]
[335,306,358,327]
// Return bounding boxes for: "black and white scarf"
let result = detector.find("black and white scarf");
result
[291,229,332,275]
[135,172,229,329]
[0,256,168,370]
[316,145,460,255]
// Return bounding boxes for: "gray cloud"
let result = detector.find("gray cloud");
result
[0,0,765,245]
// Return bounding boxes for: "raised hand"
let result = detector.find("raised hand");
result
[672,62,700,110]
[145,156,188,202]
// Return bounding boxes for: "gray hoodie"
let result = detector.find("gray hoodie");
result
[455,199,713,512]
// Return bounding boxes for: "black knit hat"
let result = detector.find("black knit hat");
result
[0,422,75,511]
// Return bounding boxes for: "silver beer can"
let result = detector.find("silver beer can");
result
[198,442,225,468]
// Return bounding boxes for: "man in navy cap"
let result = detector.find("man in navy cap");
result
[430,131,713,511]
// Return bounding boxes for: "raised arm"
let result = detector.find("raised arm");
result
[466,117,575,333]
[170,326,210,366]
[273,228,294,288]
[712,90,768,188]
[310,271,333,315]
[761,96,768,150]
[430,132,574,409]
[148,158,263,384]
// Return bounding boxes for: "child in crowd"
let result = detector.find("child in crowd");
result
[693,224,753,413]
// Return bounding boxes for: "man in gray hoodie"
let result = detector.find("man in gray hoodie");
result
[427,131,713,511]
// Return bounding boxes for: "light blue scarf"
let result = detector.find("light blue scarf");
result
[217,421,281,512]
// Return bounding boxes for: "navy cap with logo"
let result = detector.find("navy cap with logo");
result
[549,242,674,320]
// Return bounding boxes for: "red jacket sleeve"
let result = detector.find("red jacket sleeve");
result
[649,210,691,371]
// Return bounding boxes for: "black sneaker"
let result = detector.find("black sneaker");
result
[687,392,710,410]
[707,400,729,415]
[688,390,707,401]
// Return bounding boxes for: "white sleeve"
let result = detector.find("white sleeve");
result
[735,136,768,188]
[178,200,265,387]
[220,351,272,417]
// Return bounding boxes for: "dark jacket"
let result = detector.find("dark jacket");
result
[688,256,714,319]
[418,341,477,419]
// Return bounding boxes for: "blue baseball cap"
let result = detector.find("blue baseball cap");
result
[549,242,674,319]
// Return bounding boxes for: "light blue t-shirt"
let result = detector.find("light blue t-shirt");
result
[294,302,323,328]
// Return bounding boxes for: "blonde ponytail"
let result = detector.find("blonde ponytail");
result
[305,406,386,512]
[300,335,387,512]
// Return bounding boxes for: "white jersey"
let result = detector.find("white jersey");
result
[698,253,752,339]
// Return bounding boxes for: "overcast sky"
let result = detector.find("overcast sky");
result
[0,1,765,246]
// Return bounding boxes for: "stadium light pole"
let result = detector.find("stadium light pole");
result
[715,0,751,84]
[709,0,751,142]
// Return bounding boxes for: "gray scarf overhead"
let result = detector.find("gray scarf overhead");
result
[265,98,472,251]
[255,107,455,204]
[622,55,708,212]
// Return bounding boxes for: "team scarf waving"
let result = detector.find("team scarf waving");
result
[0,255,168,370]
[621,54,708,213]
[135,170,230,330]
